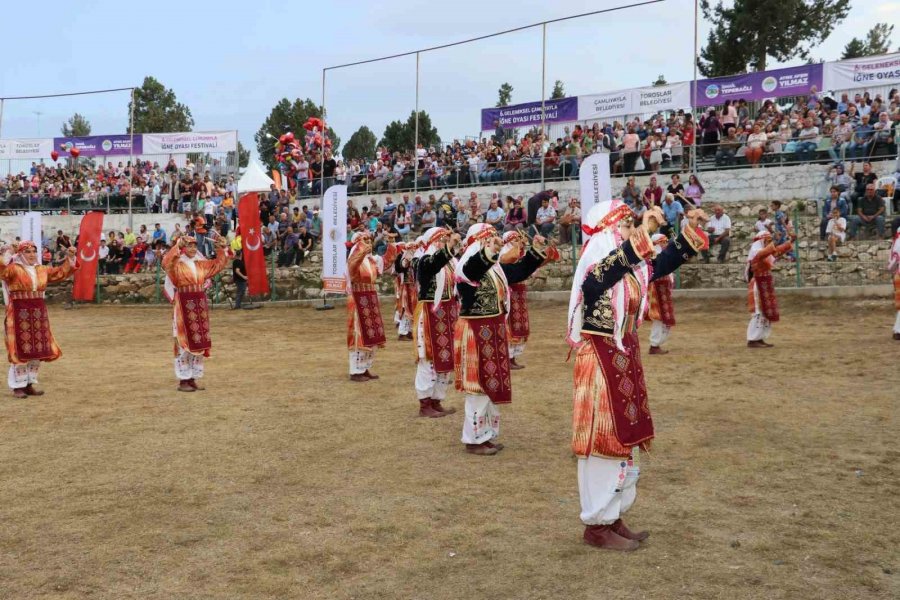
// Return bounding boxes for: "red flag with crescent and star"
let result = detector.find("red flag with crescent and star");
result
[72,211,104,301]
[238,192,270,296]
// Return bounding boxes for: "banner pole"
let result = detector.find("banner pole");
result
[691,0,699,175]
[321,68,326,204]
[128,87,135,230]
[414,51,420,199]
[540,22,547,192]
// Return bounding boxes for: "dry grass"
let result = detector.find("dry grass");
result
[0,296,897,600]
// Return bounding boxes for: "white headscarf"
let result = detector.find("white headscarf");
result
[164,236,203,303]
[744,230,772,281]
[422,226,455,307]
[567,200,647,350]
[346,230,382,288]
[889,232,900,274]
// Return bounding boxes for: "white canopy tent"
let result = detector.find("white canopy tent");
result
[237,159,275,194]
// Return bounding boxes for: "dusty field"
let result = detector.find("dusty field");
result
[0,296,897,600]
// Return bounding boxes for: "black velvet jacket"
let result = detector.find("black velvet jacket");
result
[581,230,700,336]
[457,247,544,317]
[416,247,454,302]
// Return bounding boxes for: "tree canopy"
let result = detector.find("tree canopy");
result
[378,111,440,155]
[550,80,566,100]
[698,0,850,76]
[61,113,91,137]
[254,98,340,170]
[842,23,895,59]
[128,76,194,134]
[496,83,513,107]
[342,126,377,161]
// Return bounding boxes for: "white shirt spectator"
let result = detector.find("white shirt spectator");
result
[826,216,847,242]
[754,217,773,233]
[536,205,556,223]
[708,213,732,236]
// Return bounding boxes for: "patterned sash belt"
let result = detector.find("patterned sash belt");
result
[9,291,45,300]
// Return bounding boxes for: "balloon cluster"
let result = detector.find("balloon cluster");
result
[52,144,80,163]
[273,117,331,189]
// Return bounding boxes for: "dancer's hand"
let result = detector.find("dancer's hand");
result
[687,208,708,230]
[448,233,461,250]
[532,234,547,252]
[67,247,77,257]
[643,207,666,234]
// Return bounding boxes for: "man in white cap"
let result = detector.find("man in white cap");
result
[454,223,547,455]
[647,233,677,355]
[412,227,462,417]
[745,230,793,348]
[568,199,708,551]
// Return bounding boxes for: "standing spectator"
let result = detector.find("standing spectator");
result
[769,201,794,260]
[848,183,886,239]
[825,207,847,261]
[622,126,641,173]
[97,239,109,274]
[702,204,732,263]
[232,250,247,309]
[278,227,300,266]
[532,196,557,237]
[820,186,850,239]
[755,208,773,234]
[715,127,740,166]
[700,108,722,157]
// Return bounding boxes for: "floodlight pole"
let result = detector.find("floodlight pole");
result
[128,86,135,228]
[540,22,547,191]
[414,51,420,199]
[691,0,699,175]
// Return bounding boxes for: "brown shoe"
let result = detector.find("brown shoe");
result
[509,358,525,370]
[611,518,649,541]
[431,399,457,415]
[583,524,640,551]
[894,332,900,340]
[648,346,668,355]
[349,374,369,382]
[364,370,380,380]
[465,443,498,456]
[23,384,45,396]
[188,379,205,391]
[485,441,505,451]
[747,340,768,348]
[177,380,195,392]
[418,399,446,418]
[12,388,27,399]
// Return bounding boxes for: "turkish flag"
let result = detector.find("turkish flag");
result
[72,211,105,301]
[238,192,269,296]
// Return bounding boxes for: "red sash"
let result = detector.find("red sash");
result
[402,282,417,317]
[508,283,530,340]
[425,300,458,373]
[472,315,512,405]
[650,278,676,327]
[588,333,654,448]
[352,289,386,347]
[11,298,54,361]
[753,272,779,322]
[177,290,212,353]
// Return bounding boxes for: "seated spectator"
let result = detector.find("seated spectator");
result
[532,196,556,238]
[642,176,663,207]
[98,239,110,274]
[702,204,732,263]
[795,117,820,162]
[828,114,854,163]
[278,227,300,266]
[715,127,740,166]
[310,208,322,243]
[151,223,167,246]
[660,193,684,237]
[825,207,847,261]
[848,183,886,239]
[504,197,526,232]
[559,198,581,244]
[754,208,773,233]
[685,174,705,207]
[849,161,878,212]
[420,202,437,230]
[745,123,768,167]
[297,226,314,263]
[848,115,874,159]
[381,196,397,224]
[484,197,505,231]
[820,186,850,239]
[871,112,895,155]
[124,237,149,273]
[435,193,456,228]
[621,176,641,209]
[393,203,412,239]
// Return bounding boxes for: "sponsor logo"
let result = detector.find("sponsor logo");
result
[761,76,778,92]
[704,84,720,99]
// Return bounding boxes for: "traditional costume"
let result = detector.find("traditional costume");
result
[0,242,77,398]
[746,230,793,348]
[500,230,559,369]
[347,232,398,381]
[646,234,676,355]
[393,239,421,341]
[413,227,458,417]
[890,232,900,340]
[568,201,707,550]
[454,223,546,455]
[162,236,228,392]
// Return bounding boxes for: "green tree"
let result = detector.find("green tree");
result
[61,113,91,137]
[496,83,513,107]
[378,111,440,154]
[841,38,868,59]
[342,126,377,161]
[224,141,250,172]
[698,0,850,76]
[842,24,895,59]
[652,74,667,86]
[128,76,194,133]
[550,80,566,99]
[254,98,340,170]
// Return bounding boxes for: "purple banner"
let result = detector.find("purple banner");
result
[53,134,142,157]
[695,63,823,107]
[481,97,578,131]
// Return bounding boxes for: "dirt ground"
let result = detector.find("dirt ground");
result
[0,296,897,600]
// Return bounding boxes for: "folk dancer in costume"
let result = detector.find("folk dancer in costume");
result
[393,238,422,341]
[163,234,229,392]
[347,231,399,382]
[746,230,794,348]
[0,242,78,398]
[646,233,677,355]
[413,227,462,418]
[890,231,900,340]
[568,202,708,551]
[454,223,547,456]
[500,230,560,369]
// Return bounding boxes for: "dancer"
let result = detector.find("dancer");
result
[890,230,900,340]
[393,238,421,341]
[163,234,229,392]
[347,231,398,382]
[746,230,793,348]
[454,223,547,456]
[413,227,461,417]
[501,230,559,369]
[0,242,78,398]
[568,201,708,551]
[647,233,677,355]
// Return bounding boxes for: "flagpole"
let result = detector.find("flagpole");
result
[540,22,547,191]
[691,0,699,175]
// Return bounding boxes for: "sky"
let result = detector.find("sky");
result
[1,0,898,159]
